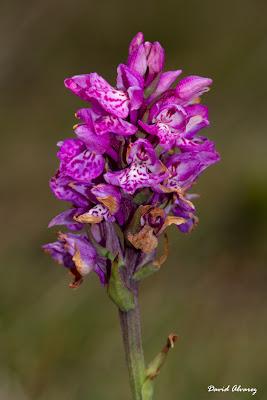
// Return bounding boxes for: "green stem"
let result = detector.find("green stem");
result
[119,286,146,400]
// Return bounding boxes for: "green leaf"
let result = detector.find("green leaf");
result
[141,378,154,400]
[133,264,160,282]
[142,334,178,399]
[107,258,135,312]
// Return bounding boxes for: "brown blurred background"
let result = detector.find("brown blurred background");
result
[1,0,267,399]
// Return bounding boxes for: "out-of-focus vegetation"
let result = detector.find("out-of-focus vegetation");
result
[0,0,267,399]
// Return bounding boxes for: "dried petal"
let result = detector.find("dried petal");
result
[128,225,158,254]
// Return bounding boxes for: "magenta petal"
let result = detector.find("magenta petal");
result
[177,136,216,153]
[117,64,144,91]
[175,75,213,102]
[172,197,197,233]
[57,138,86,167]
[65,73,130,118]
[43,241,73,268]
[126,138,158,164]
[184,104,209,138]
[94,115,138,136]
[63,233,107,283]
[85,73,130,118]
[116,64,144,112]
[48,208,84,231]
[64,150,105,182]
[49,171,89,207]
[128,32,144,57]
[144,41,165,86]
[166,147,220,189]
[75,108,98,126]
[147,70,182,103]
[64,74,92,101]
[127,86,144,111]
[138,120,158,136]
[128,44,147,77]
[74,124,111,153]
[115,197,134,226]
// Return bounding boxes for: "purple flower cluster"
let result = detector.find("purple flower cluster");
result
[43,32,220,288]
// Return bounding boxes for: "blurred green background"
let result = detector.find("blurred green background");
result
[1,0,267,399]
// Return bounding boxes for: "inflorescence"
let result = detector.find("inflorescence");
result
[43,32,220,289]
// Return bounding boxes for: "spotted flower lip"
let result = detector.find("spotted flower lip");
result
[63,148,105,182]
[45,32,220,288]
[64,73,130,118]
[104,139,169,195]
[139,102,210,148]
[139,104,187,148]
[57,138,85,167]
[56,137,106,182]
[74,204,115,224]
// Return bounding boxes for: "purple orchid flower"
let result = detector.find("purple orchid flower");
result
[139,80,211,149]
[64,73,130,118]
[104,139,168,195]
[57,138,105,182]
[43,232,107,287]
[74,184,122,224]
[164,144,220,191]
[49,170,90,207]
[172,195,198,233]
[76,107,138,137]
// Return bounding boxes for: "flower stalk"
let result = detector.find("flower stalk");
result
[119,287,145,400]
